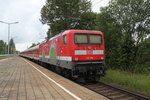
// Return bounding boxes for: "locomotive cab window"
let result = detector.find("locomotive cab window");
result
[75,34,88,44]
[63,35,67,45]
[74,33,102,45]
[89,34,102,44]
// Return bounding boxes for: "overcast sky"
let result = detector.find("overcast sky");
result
[0,0,109,52]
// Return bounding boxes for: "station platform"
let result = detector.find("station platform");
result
[0,57,109,100]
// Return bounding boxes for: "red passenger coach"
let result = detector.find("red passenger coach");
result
[20,45,39,60]
[20,30,107,81]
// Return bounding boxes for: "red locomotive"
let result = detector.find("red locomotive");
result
[20,30,107,81]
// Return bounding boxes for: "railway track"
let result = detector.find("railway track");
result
[81,82,150,100]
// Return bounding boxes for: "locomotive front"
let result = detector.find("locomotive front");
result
[69,30,107,81]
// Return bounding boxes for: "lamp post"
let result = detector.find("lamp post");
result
[0,21,19,55]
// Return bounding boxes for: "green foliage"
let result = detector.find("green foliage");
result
[0,68,4,75]
[40,0,91,39]
[0,40,7,54]
[101,69,150,95]
[98,0,150,73]
[29,43,40,48]
[0,39,17,54]
[134,38,150,73]
[97,7,122,68]
[75,12,98,30]
[9,38,16,54]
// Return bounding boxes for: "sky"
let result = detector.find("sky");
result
[0,0,109,52]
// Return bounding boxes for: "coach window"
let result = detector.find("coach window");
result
[63,35,67,45]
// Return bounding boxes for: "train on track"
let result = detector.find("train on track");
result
[20,30,107,81]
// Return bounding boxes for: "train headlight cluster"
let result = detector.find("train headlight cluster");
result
[100,57,104,60]
[75,57,79,61]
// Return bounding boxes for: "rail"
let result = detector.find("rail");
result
[81,81,150,100]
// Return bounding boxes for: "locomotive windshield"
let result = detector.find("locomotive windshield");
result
[75,34,102,45]
[74,34,88,44]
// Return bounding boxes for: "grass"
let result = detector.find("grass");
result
[0,68,4,75]
[0,56,9,75]
[101,69,150,95]
[0,55,17,60]
[0,56,9,60]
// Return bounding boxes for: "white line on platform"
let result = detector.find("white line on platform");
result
[23,59,82,100]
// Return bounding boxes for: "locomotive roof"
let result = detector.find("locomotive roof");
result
[49,29,102,40]
[62,29,103,35]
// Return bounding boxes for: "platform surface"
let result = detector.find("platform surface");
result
[0,57,109,100]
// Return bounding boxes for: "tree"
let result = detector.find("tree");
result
[9,38,16,54]
[109,0,150,66]
[0,40,7,54]
[96,5,123,68]
[29,43,40,48]
[40,0,91,39]
[135,38,150,73]
[98,0,150,72]
[75,12,98,30]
